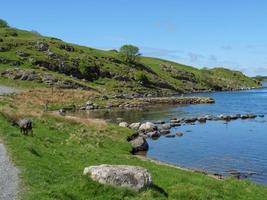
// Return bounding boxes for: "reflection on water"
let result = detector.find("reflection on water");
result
[75,84,267,184]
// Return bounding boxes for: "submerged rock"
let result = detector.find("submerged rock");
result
[83,164,152,191]
[176,132,184,137]
[165,134,175,138]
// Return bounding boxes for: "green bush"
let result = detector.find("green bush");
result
[134,72,149,85]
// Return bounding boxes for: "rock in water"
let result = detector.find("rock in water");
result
[130,136,149,153]
[139,122,157,132]
[83,164,152,191]
[129,122,141,130]
[119,122,128,128]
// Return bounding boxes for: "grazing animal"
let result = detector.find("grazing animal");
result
[17,119,33,135]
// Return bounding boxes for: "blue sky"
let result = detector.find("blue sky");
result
[2,0,267,76]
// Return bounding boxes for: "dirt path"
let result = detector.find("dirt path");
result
[0,86,20,199]
[0,141,19,200]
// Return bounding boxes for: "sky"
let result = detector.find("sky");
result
[1,0,267,76]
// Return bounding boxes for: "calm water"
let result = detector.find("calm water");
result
[78,84,267,184]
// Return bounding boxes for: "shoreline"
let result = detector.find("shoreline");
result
[135,155,224,180]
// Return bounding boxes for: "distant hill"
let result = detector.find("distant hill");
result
[0,26,261,96]
[254,75,267,82]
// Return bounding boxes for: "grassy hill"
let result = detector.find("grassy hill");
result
[1,23,267,199]
[0,26,261,96]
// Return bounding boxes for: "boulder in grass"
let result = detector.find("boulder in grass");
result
[83,164,152,191]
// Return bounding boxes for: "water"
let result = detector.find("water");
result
[77,84,267,184]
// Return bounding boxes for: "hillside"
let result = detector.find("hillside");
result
[0,26,261,96]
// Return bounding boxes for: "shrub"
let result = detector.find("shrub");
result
[134,72,149,85]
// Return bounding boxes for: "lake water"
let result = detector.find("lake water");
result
[86,83,267,184]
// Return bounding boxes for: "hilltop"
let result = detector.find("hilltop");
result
[0,26,261,96]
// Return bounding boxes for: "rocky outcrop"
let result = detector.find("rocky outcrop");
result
[36,41,49,51]
[0,69,91,90]
[83,164,152,191]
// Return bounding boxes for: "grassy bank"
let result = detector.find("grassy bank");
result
[0,88,267,199]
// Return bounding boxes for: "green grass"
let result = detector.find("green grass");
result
[0,114,267,200]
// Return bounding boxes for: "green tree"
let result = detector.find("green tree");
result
[119,44,140,63]
[0,19,9,28]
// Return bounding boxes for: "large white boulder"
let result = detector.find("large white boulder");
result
[119,122,128,128]
[83,164,152,191]
[129,122,141,130]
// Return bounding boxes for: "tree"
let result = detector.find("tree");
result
[0,19,9,28]
[119,44,140,63]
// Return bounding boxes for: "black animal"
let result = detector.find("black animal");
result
[17,119,33,135]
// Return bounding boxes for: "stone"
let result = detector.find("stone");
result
[154,120,165,124]
[129,122,141,130]
[130,136,149,153]
[160,123,171,130]
[159,129,170,135]
[16,50,29,57]
[176,132,183,137]
[139,122,157,132]
[184,117,197,123]
[119,122,128,128]
[36,41,49,51]
[146,131,160,138]
[198,117,207,123]
[83,164,152,191]
[165,135,175,138]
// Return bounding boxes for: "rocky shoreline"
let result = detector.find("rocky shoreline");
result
[121,113,263,153]
[73,96,215,111]
[121,113,263,181]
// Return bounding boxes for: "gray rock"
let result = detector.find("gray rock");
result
[129,122,141,130]
[83,164,152,191]
[160,123,171,130]
[36,41,49,51]
[185,117,197,123]
[130,136,149,152]
[176,132,183,137]
[119,122,128,128]
[159,129,170,135]
[146,131,160,138]
[165,134,175,138]
[139,122,157,132]
[198,117,207,123]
